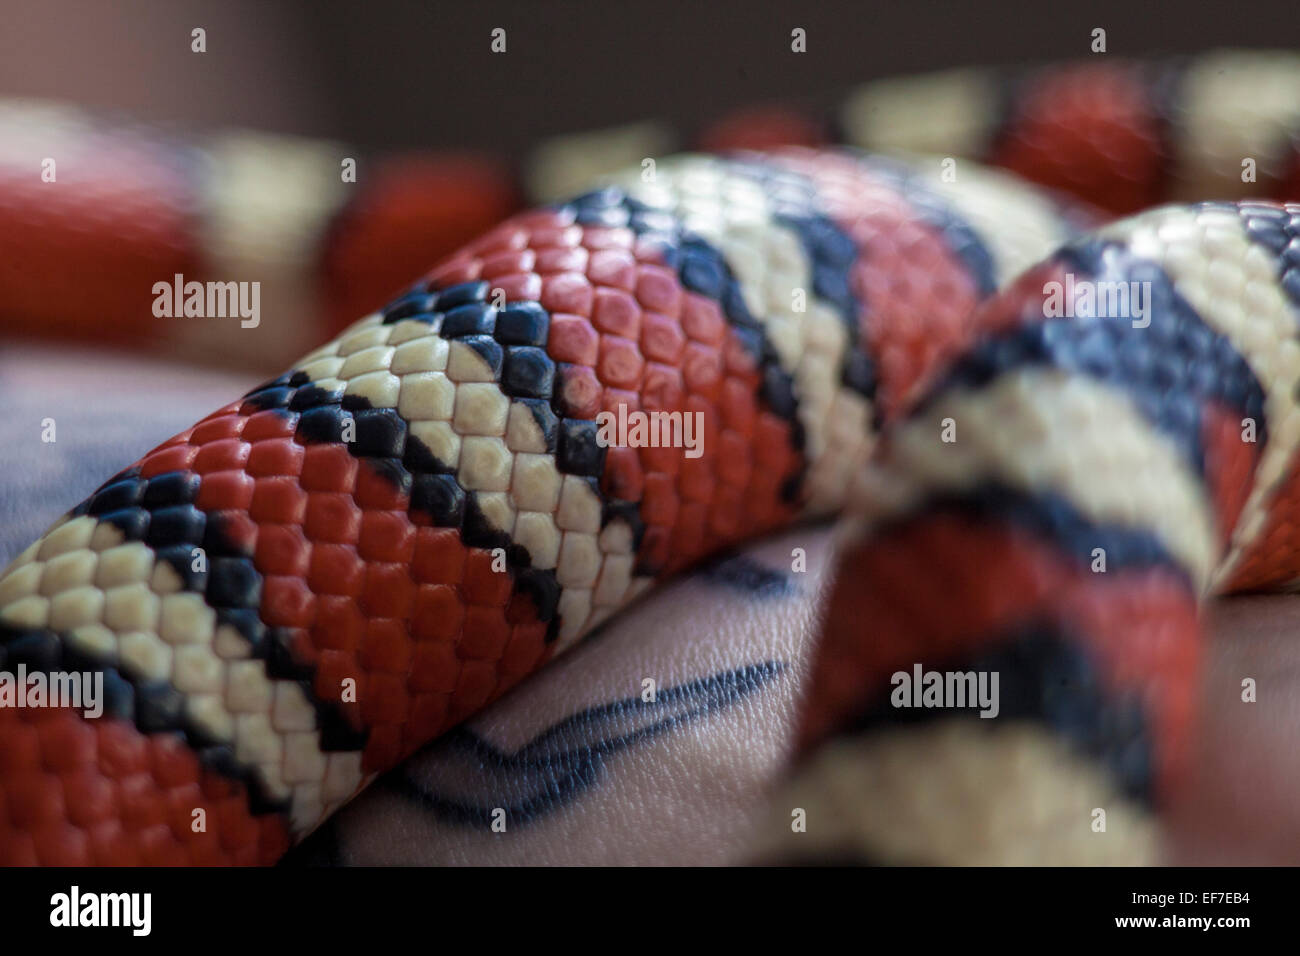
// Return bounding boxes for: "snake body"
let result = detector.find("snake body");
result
[4,51,1300,865]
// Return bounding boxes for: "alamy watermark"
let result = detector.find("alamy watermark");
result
[0,665,103,718]
[595,404,704,458]
[1043,273,1151,328]
[50,886,151,936]
[890,663,999,718]
[152,273,261,328]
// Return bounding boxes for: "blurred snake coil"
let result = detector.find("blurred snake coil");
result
[5,50,1300,865]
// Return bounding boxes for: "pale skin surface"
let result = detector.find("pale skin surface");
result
[4,343,1298,866]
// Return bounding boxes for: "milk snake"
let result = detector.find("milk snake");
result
[3,50,1300,865]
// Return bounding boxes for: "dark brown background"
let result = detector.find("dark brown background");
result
[2,0,1298,153]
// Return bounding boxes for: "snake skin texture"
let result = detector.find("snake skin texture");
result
[5,51,1300,865]
[759,200,1300,865]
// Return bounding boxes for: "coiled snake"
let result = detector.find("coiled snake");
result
[3,50,1300,865]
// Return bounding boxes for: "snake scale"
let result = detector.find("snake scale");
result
[4,50,1300,865]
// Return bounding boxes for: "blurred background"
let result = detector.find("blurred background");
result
[6,0,1300,151]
